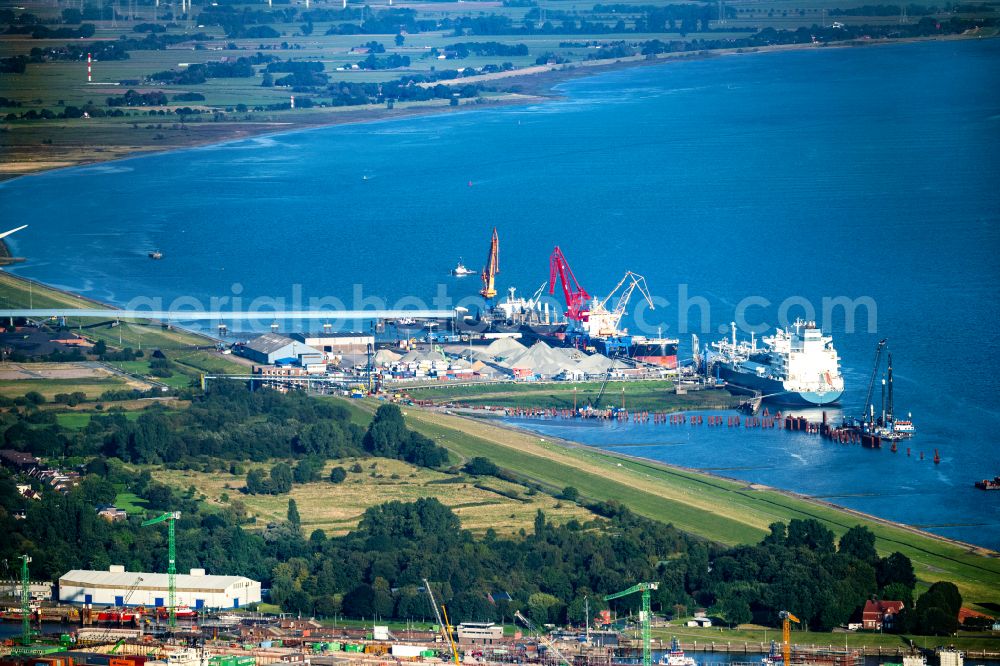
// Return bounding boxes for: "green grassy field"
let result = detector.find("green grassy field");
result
[647,625,1000,653]
[113,491,151,513]
[359,402,1000,611]
[0,271,244,374]
[55,409,142,428]
[0,375,133,399]
[151,455,596,537]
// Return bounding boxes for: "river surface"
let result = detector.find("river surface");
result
[1,39,998,546]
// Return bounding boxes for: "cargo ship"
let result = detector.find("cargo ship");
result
[708,320,844,406]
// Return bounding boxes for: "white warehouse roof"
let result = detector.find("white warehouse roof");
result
[59,566,261,609]
[60,569,254,593]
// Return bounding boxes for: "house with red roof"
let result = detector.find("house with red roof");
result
[862,600,905,630]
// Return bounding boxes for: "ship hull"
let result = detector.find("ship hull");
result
[716,365,843,406]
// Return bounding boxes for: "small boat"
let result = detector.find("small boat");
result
[452,259,475,277]
[975,476,1000,490]
[148,250,163,260]
[97,608,141,623]
[156,605,197,619]
[660,638,695,666]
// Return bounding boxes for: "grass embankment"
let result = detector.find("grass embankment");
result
[0,271,245,381]
[648,625,1000,653]
[407,379,738,412]
[152,456,595,538]
[382,404,1000,611]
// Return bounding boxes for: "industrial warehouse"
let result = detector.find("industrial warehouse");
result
[58,566,261,610]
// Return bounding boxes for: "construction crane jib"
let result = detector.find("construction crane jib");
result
[593,271,655,334]
[422,579,460,666]
[514,611,571,666]
[604,582,659,666]
[549,246,591,322]
[141,511,181,627]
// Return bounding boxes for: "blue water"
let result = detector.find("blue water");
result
[2,39,999,546]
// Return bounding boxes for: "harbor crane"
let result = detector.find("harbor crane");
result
[141,511,180,627]
[549,246,590,322]
[779,610,800,666]
[422,578,460,666]
[589,271,655,337]
[604,582,659,666]
[514,610,571,666]
[480,227,500,300]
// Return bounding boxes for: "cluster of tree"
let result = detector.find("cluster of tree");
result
[357,53,411,70]
[262,60,328,87]
[358,40,386,53]
[443,41,529,57]
[246,462,294,495]
[4,106,134,121]
[0,55,28,73]
[328,75,480,107]
[107,89,169,107]
[831,4,939,15]
[149,57,255,85]
[535,52,569,64]
[362,405,449,468]
[27,33,212,65]
[1,382,363,464]
[194,5,297,37]
[133,22,168,33]
[6,23,96,39]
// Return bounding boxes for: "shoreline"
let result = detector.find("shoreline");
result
[484,414,999,557]
[0,32,989,184]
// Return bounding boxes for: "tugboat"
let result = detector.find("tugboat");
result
[156,605,198,620]
[660,638,696,666]
[148,250,163,260]
[451,258,475,277]
[761,641,784,666]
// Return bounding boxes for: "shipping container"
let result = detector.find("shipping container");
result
[390,646,424,658]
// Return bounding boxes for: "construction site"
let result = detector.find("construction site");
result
[3,559,970,666]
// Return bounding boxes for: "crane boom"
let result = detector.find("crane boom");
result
[514,611,571,666]
[589,271,654,336]
[863,340,888,425]
[141,511,180,627]
[549,246,590,321]
[604,583,658,666]
[423,579,459,666]
[479,227,499,300]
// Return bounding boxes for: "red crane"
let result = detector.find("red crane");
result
[549,246,590,321]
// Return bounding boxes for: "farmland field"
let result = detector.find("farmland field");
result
[152,456,597,536]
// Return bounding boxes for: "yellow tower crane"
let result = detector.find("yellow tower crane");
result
[779,610,800,666]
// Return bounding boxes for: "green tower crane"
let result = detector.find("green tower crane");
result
[19,554,32,647]
[141,511,181,627]
[604,582,659,666]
